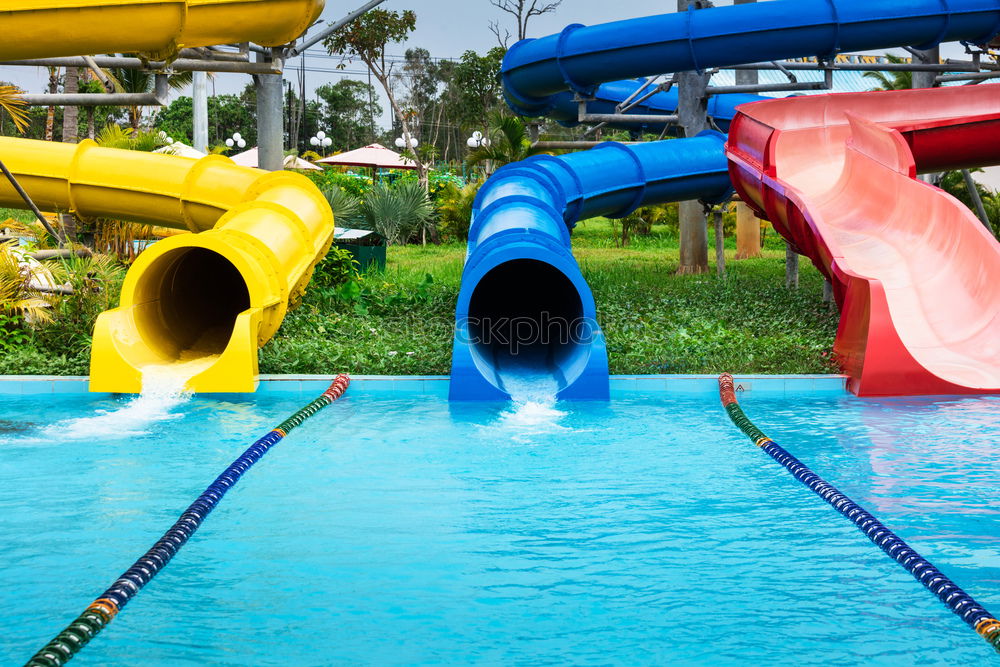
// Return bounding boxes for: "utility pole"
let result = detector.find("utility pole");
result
[733,0,762,260]
[256,49,284,171]
[676,0,710,275]
[192,70,208,153]
[912,46,939,186]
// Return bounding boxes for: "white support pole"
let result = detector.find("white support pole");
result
[192,70,208,153]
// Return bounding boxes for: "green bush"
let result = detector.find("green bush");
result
[436,181,480,241]
[353,181,435,245]
[311,246,360,292]
[305,170,373,197]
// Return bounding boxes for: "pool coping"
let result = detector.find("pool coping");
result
[0,374,849,398]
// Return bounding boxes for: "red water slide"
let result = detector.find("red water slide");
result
[726,86,1000,396]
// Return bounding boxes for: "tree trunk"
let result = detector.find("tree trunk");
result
[379,73,427,189]
[675,0,710,275]
[785,243,800,288]
[61,67,80,143]
[734,201,762,259]
[714,206,726,277]
[45,67,59,141]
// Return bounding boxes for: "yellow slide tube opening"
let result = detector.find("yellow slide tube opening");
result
[0,138,334,393]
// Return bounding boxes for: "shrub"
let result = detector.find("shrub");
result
[311,246,359,292]
[353,181,434,245]
[306,169,373,197]
[437,181,480,241]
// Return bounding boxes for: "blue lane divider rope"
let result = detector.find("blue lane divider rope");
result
[718,373,1000,654]
[25,375,351,667]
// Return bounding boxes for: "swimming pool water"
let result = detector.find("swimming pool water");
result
[1,390,997,665]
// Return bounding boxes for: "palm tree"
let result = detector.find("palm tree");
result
[863,54,912,91]
[105,67,193,130]
[0,246,52,326]
[0,85,28,133]
[466,110,547,172]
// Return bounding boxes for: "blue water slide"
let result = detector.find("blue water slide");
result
[503,0,1000,116]
[450,0,1000,401]
[542,79,765,132]
[450,133,731,401]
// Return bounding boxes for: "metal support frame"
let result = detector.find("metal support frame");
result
[0,159,64,246]
[962,169,997,235]
[20,73,168,106]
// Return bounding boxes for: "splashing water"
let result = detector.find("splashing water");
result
[41,358,215,441]
[495,359,569,437]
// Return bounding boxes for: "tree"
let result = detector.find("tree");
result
[105,68,193,130]
[466,110,546,173]
[0,84,28,134]
[153,87,256,149]
[61,67,80,143]
[315,79,381,151]
[452,48,506,133]
[489,0,562,48]
[325,9,429,186]
[863,55,912,91]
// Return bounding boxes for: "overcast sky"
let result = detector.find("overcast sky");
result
[0,0,971,131]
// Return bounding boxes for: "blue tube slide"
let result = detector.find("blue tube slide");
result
[449,133,731,401]
[542,79,765,132]
[503,0,1000,117]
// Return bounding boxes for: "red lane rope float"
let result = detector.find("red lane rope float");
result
[25,374,351,667]
[718,373,1000,654]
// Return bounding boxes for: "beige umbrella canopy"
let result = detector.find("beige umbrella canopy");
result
[227,147,321,171]
[315,143,418,170]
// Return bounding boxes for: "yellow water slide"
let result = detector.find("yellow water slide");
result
[1,0,333,392]
[2,0,325,61]
[0,138,334,392]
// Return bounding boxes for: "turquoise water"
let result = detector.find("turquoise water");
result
[1,389,998,665]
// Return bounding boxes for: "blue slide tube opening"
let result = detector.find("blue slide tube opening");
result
[449,134,732,401]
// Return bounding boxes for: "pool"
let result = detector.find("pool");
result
[1,386,998,665]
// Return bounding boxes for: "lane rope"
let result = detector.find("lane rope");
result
[717,373,1000,654]
[25,374,351,667]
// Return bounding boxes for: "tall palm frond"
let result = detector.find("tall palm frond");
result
[863,55,912,90]
[103,67,194,129]
[94,123,168,152]
[0,85,29,134]
[467,110,546,169]
[0,247,52,323]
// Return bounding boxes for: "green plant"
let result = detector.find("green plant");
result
[310,246,360,296]
[0,84,28,133]
[34,254,125,355]
[306,170,373,197]
[0,312,30,352]
[0,247,51,324]
[94,124,169,152]
[321,185,361,226]
[466,110,547,170]
[436,181,480,241]
[354,180,434,245]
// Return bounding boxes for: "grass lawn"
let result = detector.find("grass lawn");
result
[260,219,841,377]
[3,207,840,377]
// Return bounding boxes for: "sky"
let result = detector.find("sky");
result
[0,0,974,132]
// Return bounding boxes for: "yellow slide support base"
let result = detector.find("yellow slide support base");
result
[1,0,325,61]
[0,138,334,393]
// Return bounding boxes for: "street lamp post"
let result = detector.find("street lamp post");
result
[310,130,333,152]
[224,132,247,150]
[466,131,490,149]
